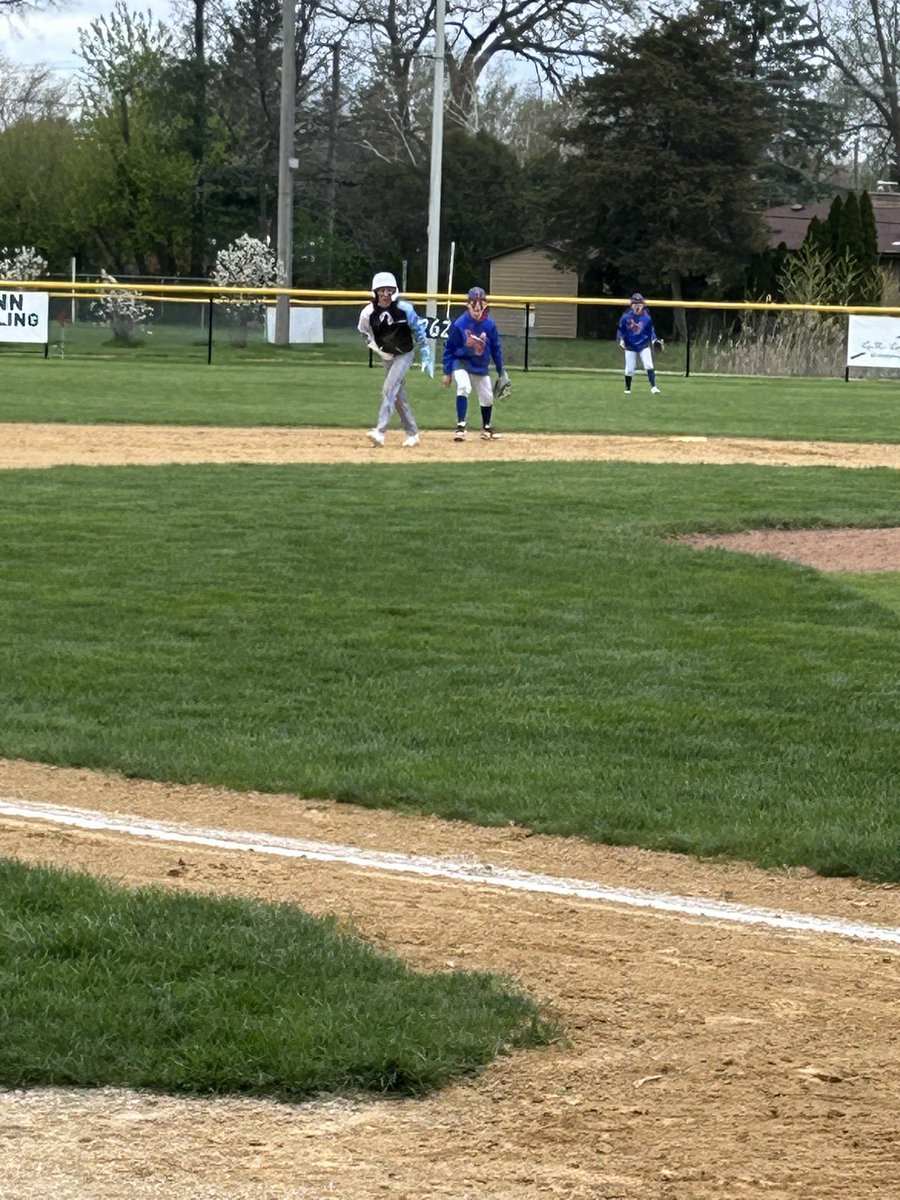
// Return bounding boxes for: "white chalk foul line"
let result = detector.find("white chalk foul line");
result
[3,796,900,947]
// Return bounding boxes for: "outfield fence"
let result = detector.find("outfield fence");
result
[1,277,899,381]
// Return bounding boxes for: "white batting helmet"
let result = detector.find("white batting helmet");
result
[371,271,399,297]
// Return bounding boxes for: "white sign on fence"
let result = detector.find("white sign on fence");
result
[846,314,900,369]
[0,290,49,343]
[265,307,324,344]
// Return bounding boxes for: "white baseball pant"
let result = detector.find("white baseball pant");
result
[373,351,418,436]
[623,346,654,374]
[451,368,493,405]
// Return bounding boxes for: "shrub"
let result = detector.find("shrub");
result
[89,270,155,347]
[211,234,280,347]
[0,246,48,282]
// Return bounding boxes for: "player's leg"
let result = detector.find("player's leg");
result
[391,354,419,440]
[366,360,393,444]
[623,349,636,393]
[640,346,660,392]
[474,374,500,439]
[452,368,472,439]
[368,354,412,445]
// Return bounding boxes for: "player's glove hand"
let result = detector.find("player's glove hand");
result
[493,370,511,401]
[652,338,665,354]
[420,342,434,378]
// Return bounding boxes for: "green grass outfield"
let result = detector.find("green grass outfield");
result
[1,357,899,442]
[1,458,897,881]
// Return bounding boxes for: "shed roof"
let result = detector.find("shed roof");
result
[488,243,570,262]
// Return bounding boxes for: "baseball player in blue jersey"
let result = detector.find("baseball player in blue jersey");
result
[442,286,505,441]
[358,271,432,446]
[616,293,663,395]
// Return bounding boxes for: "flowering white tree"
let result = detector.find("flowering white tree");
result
[0,245,48,282]
[211,233,280,347]
[89,269,154,346]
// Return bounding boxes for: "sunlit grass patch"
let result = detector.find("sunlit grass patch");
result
[0,858,557,1101]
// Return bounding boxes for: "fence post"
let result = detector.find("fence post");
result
[207,297,214,364]
[524,302,531,371]
[685,318,691,378]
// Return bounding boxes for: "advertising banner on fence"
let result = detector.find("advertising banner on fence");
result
[265,307,324,344]
[0,290,49,343]
[846,315,900,369]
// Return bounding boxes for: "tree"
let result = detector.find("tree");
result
[174,0,211,276]
[539,13,774,336]
[441,0,638,131]
[76,3,196,274]
[204,0,341,257]
[473,66,568,162]
[339,122,526,290]
[333,0,639,153]
[805,1,900,181]
[800,190,882,303]
[0,103,85,269]
[0,54,72,129]
[0,0,64,10]
[859,188,878,265]
[698,0,842,203]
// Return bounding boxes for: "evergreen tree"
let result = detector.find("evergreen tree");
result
[796,193,882,305]
[746,242,789,300]
[825,195,843,254]
[836,192,864,264]
[538,13,773,334]
[801,215,830,259]
[858,191,879,271]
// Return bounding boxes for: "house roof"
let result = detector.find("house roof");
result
[764,196,900,256]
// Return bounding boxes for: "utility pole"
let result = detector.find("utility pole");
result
[425,0,446,326]
[274,0,296,345]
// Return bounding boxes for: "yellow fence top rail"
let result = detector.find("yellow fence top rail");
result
[2,278,899,317]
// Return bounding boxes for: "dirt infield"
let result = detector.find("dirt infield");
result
[1,421,900,473]
[0,426,898,1199]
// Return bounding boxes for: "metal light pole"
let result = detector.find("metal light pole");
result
[274,0,296,345]
[425,0,446,325]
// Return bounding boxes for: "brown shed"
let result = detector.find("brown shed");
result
[489,245,578,338]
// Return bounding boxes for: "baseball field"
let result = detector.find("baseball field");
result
[0,358,898,1199]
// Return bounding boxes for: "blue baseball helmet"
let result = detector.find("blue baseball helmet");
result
[631,293,645,304]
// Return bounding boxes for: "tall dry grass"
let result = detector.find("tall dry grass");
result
[697,245,892,378]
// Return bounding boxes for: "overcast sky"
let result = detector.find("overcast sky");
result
[2,2,156,71]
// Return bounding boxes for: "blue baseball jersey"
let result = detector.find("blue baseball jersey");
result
[617,308,657,352]
[443,311,503,377]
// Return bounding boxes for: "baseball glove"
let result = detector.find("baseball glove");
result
[652,338,665,354]
[493,371,512,401]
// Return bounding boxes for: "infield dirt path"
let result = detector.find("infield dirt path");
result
[1,421,899,472]
[1,425,898,1200]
